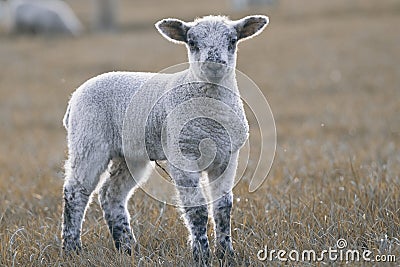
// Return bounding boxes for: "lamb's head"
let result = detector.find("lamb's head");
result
[156,15,269,82]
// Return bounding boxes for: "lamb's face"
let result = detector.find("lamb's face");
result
[185,21,237,82]
[156,15,269,82]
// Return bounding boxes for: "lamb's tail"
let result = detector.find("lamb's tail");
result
[63,103,71,129]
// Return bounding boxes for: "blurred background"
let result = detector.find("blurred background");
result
[0,0,398,185]
[0,0,399,265]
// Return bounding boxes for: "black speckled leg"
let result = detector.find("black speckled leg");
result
[207,152,238,262]
[62,150,110,254]
[169,164,211,265]
[98,158,142,255]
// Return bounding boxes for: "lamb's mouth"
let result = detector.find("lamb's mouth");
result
[202,63,228,82]
[204,72,225,82]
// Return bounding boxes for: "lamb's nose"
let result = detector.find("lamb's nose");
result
[206,62,223,71]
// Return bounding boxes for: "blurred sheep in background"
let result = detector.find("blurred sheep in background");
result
[91,0,118,32]
[0,0,83,36]
[230,0,278,11]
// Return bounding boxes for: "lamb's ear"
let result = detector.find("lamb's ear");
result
[155,18,190,44]
[234,15,269,41]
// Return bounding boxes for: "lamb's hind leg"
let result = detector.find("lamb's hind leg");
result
[169,165,210,265]
[99,157,151,254]
[62,151,110,253]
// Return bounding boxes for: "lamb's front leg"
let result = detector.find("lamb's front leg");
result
[211,192,234,259]
[207,152,238,261]
[169,165,211,265]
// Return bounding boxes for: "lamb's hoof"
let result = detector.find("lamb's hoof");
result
[115,235,138,256]
[117,243,132,255]
[193,253,211,267]
[62,240,82,255]
[216,246,235,266]
[193,242,211,266]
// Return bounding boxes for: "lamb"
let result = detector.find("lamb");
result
[62,15,268,264]
[0,0,83,36]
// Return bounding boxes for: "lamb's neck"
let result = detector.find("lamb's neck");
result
[185,69,239,93]
[217,73,238,92]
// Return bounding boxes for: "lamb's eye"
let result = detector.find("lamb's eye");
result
[228,37,237,50]
[188,40,197,50]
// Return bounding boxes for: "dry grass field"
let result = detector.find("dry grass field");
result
[0,0,399,266]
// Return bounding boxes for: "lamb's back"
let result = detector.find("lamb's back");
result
[65,72,156,153]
